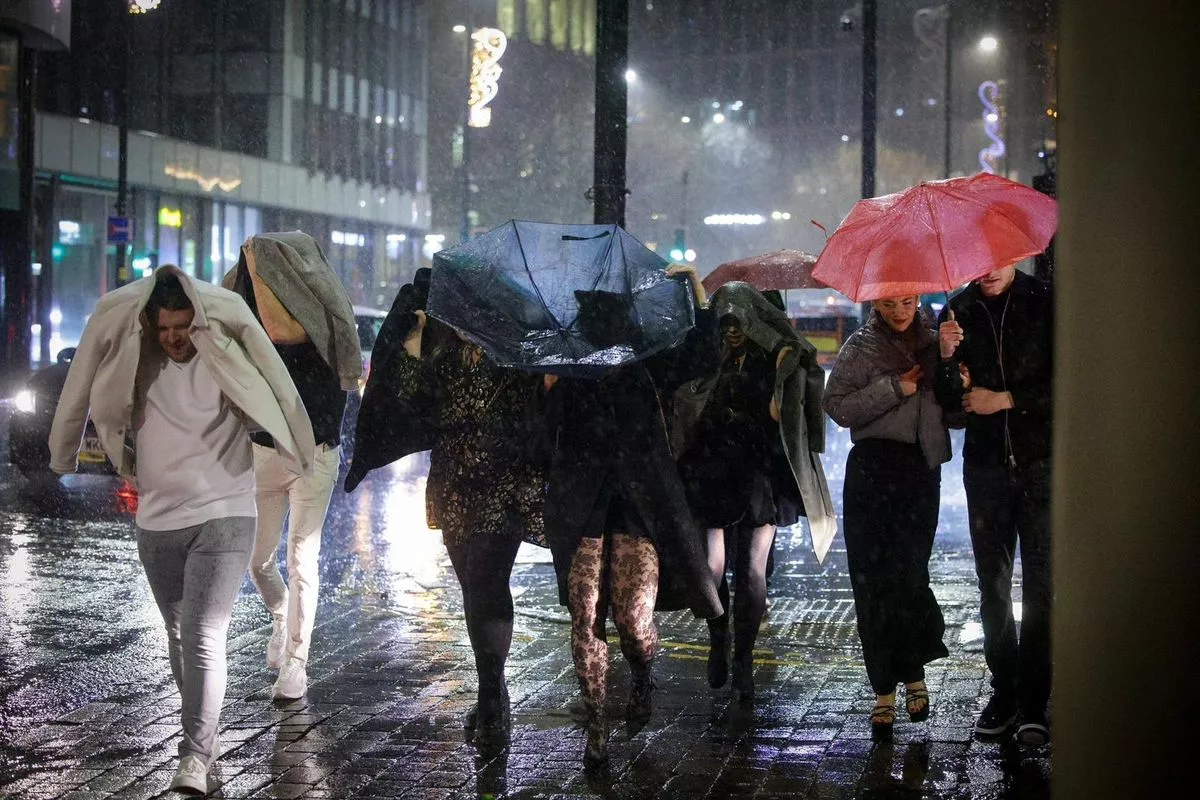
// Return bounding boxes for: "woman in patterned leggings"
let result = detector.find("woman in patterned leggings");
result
[542,266,723,771]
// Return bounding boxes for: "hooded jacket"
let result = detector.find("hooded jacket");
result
[823,309,955,470]
[223,231,363,391]
[49,266,315,481]
[933,271,1053,467]
[671,281,838,563]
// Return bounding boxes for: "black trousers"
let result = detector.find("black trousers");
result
[445,534,523,697]
[844,440,948,695]
[963,457,1052,716]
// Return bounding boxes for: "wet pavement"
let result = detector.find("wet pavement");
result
[0,402,1050,799]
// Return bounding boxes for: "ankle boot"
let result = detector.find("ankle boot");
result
[730,650,754,703]
[583,710,608,772]
[627,666,655,726]
[706,620,730,689]
[474,678,510,747]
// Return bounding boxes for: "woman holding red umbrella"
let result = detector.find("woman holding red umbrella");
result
[823,295,957,740]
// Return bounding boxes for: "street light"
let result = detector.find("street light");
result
[115,0,165,287]
[914,3,952,177]
[978,34,999,53]
[624,69,637,83]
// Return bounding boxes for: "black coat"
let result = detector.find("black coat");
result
[934,271,1053,467]
[543,310,724,619]
[344,271,442,491]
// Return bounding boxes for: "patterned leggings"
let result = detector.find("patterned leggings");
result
[567,534,659,717]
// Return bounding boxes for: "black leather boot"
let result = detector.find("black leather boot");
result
[707,624,730,689]
[583,708,608,772]
[627,666,655,726]
[731,650,754,703]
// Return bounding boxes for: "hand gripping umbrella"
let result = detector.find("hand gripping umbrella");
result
[811,172,1058,302]
[426,220,696,379]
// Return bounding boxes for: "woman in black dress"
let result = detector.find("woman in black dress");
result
[396,309,547,747]
[674,282,834,703]
[823,296,954,740]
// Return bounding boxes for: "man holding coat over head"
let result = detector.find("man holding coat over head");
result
[223,231,362,701]
[49,266,314,794]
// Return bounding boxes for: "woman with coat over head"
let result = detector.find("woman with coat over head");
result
[673,281,837,703]
[823,296,954,741]
[542,264,723,772]
[391,304,548,748]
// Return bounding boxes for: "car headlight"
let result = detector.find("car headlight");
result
[14,389,36,414]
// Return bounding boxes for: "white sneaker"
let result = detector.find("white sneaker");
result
[273,657,307,700]
[266,618,287,670]
[169,755,208,794]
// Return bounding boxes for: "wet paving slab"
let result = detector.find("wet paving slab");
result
[0,427,1050,799]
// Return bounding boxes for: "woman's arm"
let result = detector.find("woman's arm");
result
[822,343,906,429]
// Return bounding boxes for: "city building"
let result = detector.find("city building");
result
[624,0,1057,268]
[19,0,431,364]
[426,0,597,244]
[1,1,72,377]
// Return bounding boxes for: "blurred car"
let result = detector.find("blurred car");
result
[8,347,116,477]
[7,307,388,476]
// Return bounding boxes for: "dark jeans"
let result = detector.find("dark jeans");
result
[963,457,1052,717]
[844,440,948,695]
[446,534,523,699]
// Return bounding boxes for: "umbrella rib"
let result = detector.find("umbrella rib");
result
[512,224,568,338]
[923,189,955,293]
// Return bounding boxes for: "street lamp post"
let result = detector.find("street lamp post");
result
[458,22,471,244]
[116,0,164,287]
[914,3,952,177]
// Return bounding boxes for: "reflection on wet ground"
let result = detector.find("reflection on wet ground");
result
[0,428,1048,798]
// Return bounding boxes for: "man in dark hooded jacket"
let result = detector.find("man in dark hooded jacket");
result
[934,265,1053,748]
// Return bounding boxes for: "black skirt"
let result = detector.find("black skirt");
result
[679,419,802,529]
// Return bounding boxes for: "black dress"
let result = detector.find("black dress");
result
[397,342,546,550]
[677,343,801,529]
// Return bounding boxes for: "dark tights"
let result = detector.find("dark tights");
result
[445,534,523,700]
[708,523,775,667]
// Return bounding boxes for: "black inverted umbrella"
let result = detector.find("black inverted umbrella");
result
[427,220,695,378]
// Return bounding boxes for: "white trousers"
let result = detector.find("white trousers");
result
[248,442,340,663]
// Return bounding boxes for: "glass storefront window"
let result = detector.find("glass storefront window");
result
[51,185,115,350]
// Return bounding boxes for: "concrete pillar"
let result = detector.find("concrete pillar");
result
[1055,1,1198,795]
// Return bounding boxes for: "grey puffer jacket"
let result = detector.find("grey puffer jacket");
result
[823,310,954,469]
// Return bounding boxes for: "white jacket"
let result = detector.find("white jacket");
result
[49,266,316,481]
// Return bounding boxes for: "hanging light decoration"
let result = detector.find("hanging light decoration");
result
[128,0,163,14]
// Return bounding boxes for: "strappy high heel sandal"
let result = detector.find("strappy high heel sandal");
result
[905,682,931,723]
[871,703,896,741]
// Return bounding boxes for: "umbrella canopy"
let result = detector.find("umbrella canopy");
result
[811,172,1058,302]
[426,220,695,378]
[701,249,822,292]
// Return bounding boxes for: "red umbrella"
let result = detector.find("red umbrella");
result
[701,249,821,292]
[810,172,1058,302]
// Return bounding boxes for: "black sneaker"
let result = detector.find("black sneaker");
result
[1015,713,1050,748]
[974,696,1018,736]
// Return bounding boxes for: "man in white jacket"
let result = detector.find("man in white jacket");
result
[50,266,313,795]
